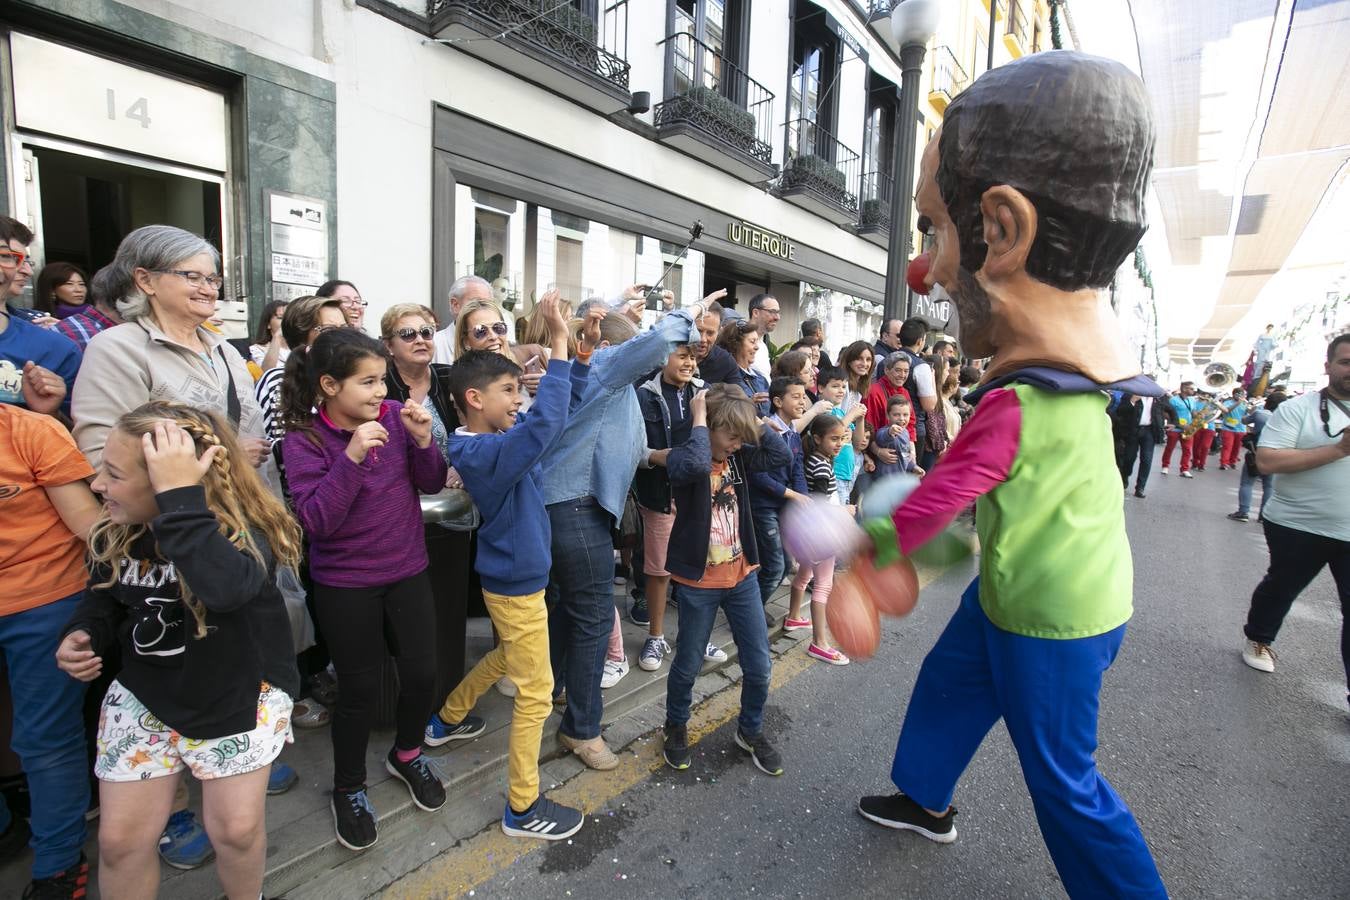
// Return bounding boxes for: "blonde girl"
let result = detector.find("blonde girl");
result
[56,402,302,900]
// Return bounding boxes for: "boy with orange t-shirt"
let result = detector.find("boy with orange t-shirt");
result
[0,403,100,896]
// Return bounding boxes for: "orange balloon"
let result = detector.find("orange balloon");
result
[852,553,919,618]
[826,572,881,660]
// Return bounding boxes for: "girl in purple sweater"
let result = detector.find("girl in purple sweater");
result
[279,329,448,852]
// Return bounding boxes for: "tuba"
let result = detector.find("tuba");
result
[1203,362,1237,392]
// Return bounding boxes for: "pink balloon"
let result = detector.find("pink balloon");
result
[781,498,860,565]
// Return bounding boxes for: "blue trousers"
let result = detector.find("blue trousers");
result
[546,497,615,741]
[0,594,89,878]
[667,575,772,736]
[1237,468,1272,518]
[892,580,1166,899]
[752,505,784,608]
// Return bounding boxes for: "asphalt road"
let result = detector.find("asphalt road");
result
[462,455,1349,900]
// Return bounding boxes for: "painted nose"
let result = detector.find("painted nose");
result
[906,253,932,295]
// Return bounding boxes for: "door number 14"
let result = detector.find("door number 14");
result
[106,89,151,129]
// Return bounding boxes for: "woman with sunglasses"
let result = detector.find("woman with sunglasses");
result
[454,298,548,404]
[382,304,458,464]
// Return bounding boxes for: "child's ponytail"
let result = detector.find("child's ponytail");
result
[280,328,388,444]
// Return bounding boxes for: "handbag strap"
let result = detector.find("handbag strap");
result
[218,345,242,430]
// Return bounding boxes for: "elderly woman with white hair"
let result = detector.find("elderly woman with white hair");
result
[72,224,266,469]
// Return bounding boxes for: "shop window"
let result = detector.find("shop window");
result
[474,209,510,283]
[555,236,585,304]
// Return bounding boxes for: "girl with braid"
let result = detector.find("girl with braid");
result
[56,401,302,900]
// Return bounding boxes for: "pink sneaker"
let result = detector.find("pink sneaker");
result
[783,617,812,631]
[808,644,850,666]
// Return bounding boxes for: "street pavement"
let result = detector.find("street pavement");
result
[397,452,1349,899]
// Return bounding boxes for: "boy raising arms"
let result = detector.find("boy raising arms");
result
[661,385,790,774]
[424,293,584,840]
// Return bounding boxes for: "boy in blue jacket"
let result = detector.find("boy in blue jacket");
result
[750,376,812,620]
[423,294,585,841]
[661,384,790,775]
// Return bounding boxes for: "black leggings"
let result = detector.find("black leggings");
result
[315,572,437,791]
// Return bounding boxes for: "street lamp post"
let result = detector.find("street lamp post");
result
[883,0,940,324]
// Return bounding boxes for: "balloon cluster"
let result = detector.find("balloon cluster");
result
[780,475,927,660]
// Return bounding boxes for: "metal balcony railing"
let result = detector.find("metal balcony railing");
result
[781,118,861,214]
[858,168,893,230]
[1006,0,1030,47]
[930,45,969,101]
[427,0,630,90]
[653,32,775,165]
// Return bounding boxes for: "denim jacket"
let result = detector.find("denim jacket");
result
[541,309,697,522]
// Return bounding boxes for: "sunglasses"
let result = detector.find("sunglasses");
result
[471,321,509,341]
[0,249,29,269]
[395,326,436,343]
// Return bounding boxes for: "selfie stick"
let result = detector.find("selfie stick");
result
[645,220,704,306]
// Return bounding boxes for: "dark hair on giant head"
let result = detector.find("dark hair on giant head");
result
[251,299,289,345]
[34,262,87,313]
[447,349,522,417]
[280,328,388,441]
[937,51,1155,292]
[802,407,847,460]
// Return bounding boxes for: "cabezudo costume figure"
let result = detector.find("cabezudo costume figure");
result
[856,50,1169,899]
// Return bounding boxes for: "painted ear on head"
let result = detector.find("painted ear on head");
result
[977,185,1037,283]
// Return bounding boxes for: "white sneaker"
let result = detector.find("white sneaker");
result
[1160,467,1169,475]
[703,643,728,663]
[1180,471,1194,479]
[495,676,517,697]
[638,636,672,671]
[1242,640,1275,673]
[600,657,629,689]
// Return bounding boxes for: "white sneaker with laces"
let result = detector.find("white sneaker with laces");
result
[703,643,728,663]
[600,657,629,689]
[638,637,672,672]
[1242,640,1275,673]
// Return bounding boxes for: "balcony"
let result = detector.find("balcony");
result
[776,118,860,224]
[928,45,968,114]
[1004,1,1030,57]
[652,32,777,183]
[855,168,892,247]
[427,0,631,115]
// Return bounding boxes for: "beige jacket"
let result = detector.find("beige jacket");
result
[73,319,264,468]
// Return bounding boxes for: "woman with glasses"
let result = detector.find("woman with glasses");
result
[382,303,457,463]
[317,279,366,332]
[72,225,266,471]
[454,298,548,404]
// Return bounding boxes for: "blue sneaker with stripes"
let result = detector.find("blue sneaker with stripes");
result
[501,796,584,841]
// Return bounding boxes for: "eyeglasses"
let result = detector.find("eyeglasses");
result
[470,321,509,341]
[395,326,436,343]
[156,269,224,290]
[339,298,368,309]
[0,249,28,269]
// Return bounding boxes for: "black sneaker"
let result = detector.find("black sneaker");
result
[22,852,89,899]
[424,713,487,747]
[663,722,691,770]
[501,795,584,840]
[1227,512,1250,522]
[630,596,650,626]
[734,728,783,776]
[331,788,378,851]
[384,750,446,812]
[857,792,958,843]
[1134,488,1146,499]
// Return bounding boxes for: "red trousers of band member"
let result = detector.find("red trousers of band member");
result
[1190,429,1215,470]
[1161,431,1193,472]
[1219,430,1245,468]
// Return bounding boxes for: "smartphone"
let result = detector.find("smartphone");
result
[522,355,542,373]
[644,287,664,311]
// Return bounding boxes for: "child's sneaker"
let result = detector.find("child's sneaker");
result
[783,616,812,631]
[629,596,650,626]
[601,657,630,689]
[384,750,446,812]
[331,788,378,851]
[734,728,784,776]
[703,643,728,663]
[857,792,958,843]
[267,761,299,795]
[638,636,672,671]
[158,809,214,869]
[662,721,691,770]
[495,676,517,697]
[501,796,584,840]
[424,713,487,747]
[808,643,850,666]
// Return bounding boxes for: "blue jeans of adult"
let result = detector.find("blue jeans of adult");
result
[752,505,784,608]
[891,580,1166,899]
[546,497,615,741]
[1237,468,1272,518]
[1121,426,1157,491]
[0,593,89,879]
[666,575,772,737]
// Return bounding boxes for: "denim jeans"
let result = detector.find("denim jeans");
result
[0,594,88,878]
[666,575,772,736]
[752,505,784,607]
[1236,468,1272,517]
[546,497,615,741]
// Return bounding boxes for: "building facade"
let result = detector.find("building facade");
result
[1,0,1047,355]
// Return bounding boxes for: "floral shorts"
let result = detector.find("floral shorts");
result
[94,679,294,783]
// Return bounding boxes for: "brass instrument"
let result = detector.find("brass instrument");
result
[1180,364,1237,438]
[1203,362,1237,391]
